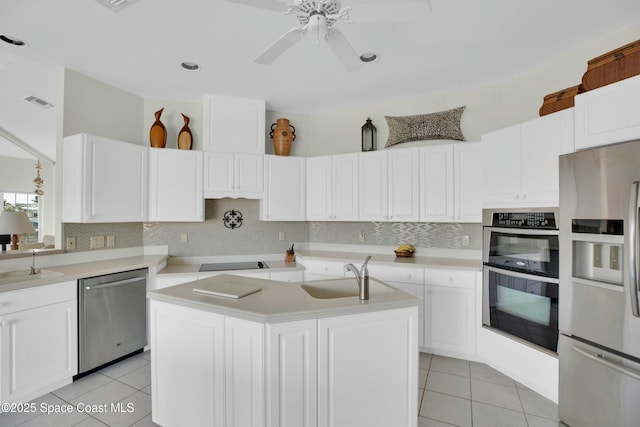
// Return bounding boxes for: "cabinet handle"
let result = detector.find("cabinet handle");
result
[1,320,9,327]
[513,194,519,199]
[521,194,526,199]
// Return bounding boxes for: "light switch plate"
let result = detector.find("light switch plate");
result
[90,236,105,249]
[180,233,188,243]
[106,236,115,247]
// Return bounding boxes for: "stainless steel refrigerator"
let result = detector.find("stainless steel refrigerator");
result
[559,140,640,426]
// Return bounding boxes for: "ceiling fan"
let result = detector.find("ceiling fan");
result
[226,0,428,71]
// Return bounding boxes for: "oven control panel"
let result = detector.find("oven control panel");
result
[491,212,557,228]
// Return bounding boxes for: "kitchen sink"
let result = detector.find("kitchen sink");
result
[0,269,64,286]
[300,278,394,299]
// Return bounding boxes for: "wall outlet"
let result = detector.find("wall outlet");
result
[180,233,188,243]
[106,236,115,247]
[462,235,470,247]
[278,231,285,241]
[66,237,76,250]
[90,235,105,249]
[359,230,365,242]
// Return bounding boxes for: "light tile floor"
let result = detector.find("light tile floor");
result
[1,351,562,426]
[419,353,563,427]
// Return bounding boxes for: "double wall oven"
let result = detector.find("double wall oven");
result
[482,208,560,353]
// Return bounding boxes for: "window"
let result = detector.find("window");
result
[1,192,39,243]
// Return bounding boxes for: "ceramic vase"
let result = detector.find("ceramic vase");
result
[270,118,296,156]
[177,113,193,150]
[150,108,167,148]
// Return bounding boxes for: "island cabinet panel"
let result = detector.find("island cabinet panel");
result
[225,317,265,427]
[150,301,225,427]
[0,287,77,405]
[317,308,419,427]
[266,320,318,427]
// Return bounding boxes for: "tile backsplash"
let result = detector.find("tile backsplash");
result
[65,199,481,255]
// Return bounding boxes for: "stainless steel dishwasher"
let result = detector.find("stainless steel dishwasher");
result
[78,268,147,376]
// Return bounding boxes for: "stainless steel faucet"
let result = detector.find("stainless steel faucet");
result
[344,255,372,300]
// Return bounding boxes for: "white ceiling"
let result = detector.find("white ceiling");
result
[1,0,640,162]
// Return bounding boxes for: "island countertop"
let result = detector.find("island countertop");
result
[147,273,420,323]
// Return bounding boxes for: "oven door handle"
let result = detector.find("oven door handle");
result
[628,181,640,317]
[483,226,559,236]
[484,265,559,284]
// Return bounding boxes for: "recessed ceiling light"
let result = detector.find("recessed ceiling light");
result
[181,62,200,71]
[0,35,27,47]
[359,53,378,63]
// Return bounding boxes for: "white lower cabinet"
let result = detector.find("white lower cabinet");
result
[150,301,417,427]
[300,258,346,281]
[423,269,477,357]
[318,308,418,427]
[266,319,318,427]
[0,281,77,405]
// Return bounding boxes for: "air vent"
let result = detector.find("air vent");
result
[94,0,138,12]
[24,95,54,110]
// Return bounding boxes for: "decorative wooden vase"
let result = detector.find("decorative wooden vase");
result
[150,108,167,148]
[177,113,193,150]
[270,118,296,156]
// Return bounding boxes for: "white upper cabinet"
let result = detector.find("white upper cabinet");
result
[575,75,640,150]
[420,145,454,222]
[454,143,483,222]
[148,148,204,222]
[62,133,147,223]
[203,95,266,154]
[306,153,358,221]
[359,149,419,222]
[482,109,574,208]
[261,155,306,221]
[419,143,482,223]
[204,152,263,199]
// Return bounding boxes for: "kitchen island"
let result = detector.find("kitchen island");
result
[147,273,420,427]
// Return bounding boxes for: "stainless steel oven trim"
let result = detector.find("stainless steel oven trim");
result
[482,207,560,226]
[483,227,559,264]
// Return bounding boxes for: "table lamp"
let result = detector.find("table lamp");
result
[0,211,36,251]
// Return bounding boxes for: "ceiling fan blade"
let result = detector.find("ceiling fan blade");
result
[225,0,290,13]
[348,1,430,23]
[325,28,364,72]
[255,27,307,64]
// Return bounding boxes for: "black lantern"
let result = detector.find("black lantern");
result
[361,118,377,152]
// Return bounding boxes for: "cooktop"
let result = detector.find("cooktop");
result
[199,261,269,272]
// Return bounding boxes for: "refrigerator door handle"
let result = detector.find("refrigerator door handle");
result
[573,345,640,380]
[628,181,640,317]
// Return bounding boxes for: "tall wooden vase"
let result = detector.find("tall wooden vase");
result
[270,118,296,156]
[177,113,193,150]
[150,108,167,148]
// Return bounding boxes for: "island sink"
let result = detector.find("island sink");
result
[300,278,394,299]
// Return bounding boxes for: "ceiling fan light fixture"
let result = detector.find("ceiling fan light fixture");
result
[0,35,27,47]
[359,52,378,63]
[181,62,200,71]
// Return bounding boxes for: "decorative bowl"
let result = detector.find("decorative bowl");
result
[394,251,414,258]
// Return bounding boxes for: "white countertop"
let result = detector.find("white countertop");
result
[0,255,168,293]
[147,274,421,323]
[296,250,482,271]
[158,259,303,276]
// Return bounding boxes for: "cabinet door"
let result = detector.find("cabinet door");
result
[481,124,522,207]
[225,317,265,427]
[266,320,317,427]
[306,156,333,220]
[203,95,266,153]
[261,156,306,221]
[151,301,225,427]
[387,282,425,349]
[454,143,482,222]
[148,148,204,221]
[359,151,388,221]
[388,148,420,222]
[204,152,235,196]
[0,300,77,404]
[332,153,359,221]
[520,109,573,206]
[420,145,454,222]
[575,75,640,150]
[318,309,418,427]
[235,154,264,197]
[63,134,148,223]
[269,270,305,283]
